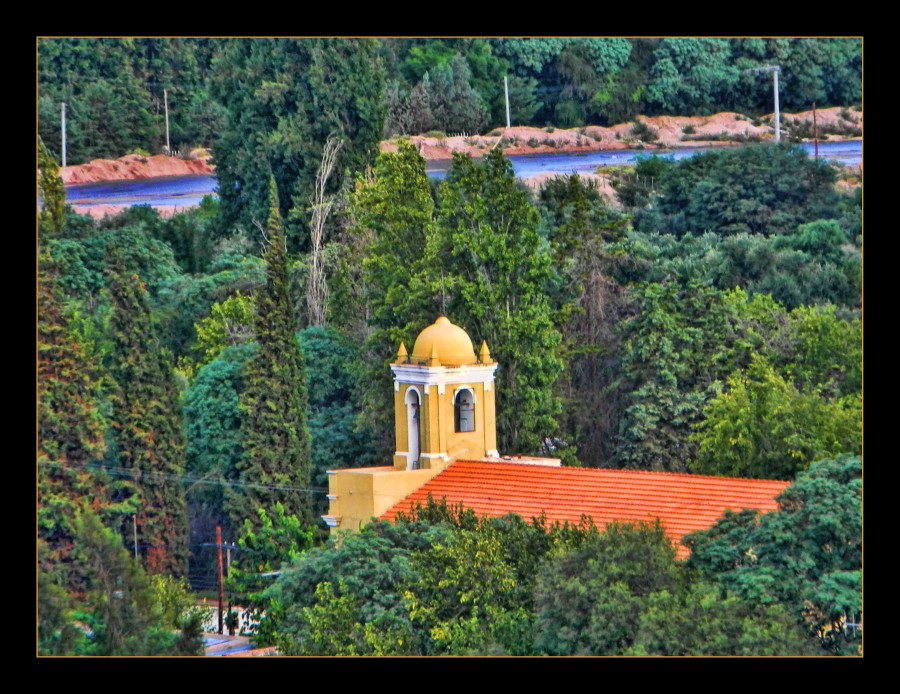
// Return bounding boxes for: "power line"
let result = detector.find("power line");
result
[39,458,329,495]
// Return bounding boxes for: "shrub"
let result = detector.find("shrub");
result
[631,120,658,143]
[424,130,447,139]
[544,126,556,133]
[527,137,541,147]
[682,124,696,135]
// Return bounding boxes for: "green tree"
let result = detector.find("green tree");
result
[690,354,861,480]
[505,75,541,125]
[540,175,630,466]
[282,580,393,655]
[686,455,862,654]
[270,520,442,654]
[228,178,313,529]
[38,137,66,237]
[614,281,734,472]
[433,149,563,455]
[38,250,121,587]
[425,55,490,134]
[106,248,189,576]
[299,326,381,507]
[351,140,438,457]
[628,581,818,655]
[729,38,861,112]
[179,292,254,379]
[533,521,679,655]
[406,523,527,655]
[226,503,314,645]
[780,303,861,397]
[647,143,839,238]
[210,38,385,249]
[38,38,222,163]
[65,509,201,655]
[550,39,632,126]
[646,39,738,115]
[615,226,860,312]
[182,343,254,572]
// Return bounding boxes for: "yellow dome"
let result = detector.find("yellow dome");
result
[411,316,477,366]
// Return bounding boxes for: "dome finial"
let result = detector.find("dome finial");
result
[428,343,441,366]
[479,340,493,365]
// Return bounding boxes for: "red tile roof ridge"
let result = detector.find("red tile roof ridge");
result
[453,459,789,486]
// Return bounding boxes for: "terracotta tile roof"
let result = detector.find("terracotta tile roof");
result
[380,460,790,559]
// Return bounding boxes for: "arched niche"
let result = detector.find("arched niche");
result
[405,387,422,469]
[454,387,476,433]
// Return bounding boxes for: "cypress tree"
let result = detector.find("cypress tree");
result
[106,248,188,576]
[38,250,112,581]
[228,177,313,529]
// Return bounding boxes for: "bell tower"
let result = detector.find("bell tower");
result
[390,316,499,470]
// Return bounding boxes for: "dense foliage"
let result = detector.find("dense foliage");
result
[261,497,834,655]
[686,455,862,655]
[209,38,385,250]
[39,38,861,167]
[38,38,862,656]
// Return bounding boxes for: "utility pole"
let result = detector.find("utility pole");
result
[163,89,170,155]
[61,102,67,167]
[773,67,780,143]
[226,542,235,636]
[812,101,819,161]
[504,75,511,129]
[216,525,225,635]
[746,65,781,142]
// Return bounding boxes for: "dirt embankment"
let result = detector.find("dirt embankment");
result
[62,149,215,186]
[60,108,860,213]
[382,106,862,162]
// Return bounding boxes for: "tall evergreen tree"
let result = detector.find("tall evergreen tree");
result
[228,178,314,529]
[38,250,117,583]
[106,248,188,576]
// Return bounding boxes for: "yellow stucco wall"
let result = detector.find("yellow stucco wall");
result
[392,380,497,469]
[325,465,447,533]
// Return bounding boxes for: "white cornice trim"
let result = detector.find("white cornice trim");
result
[391,363,498,388]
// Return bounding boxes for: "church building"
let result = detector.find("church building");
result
[324,316,788,557]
